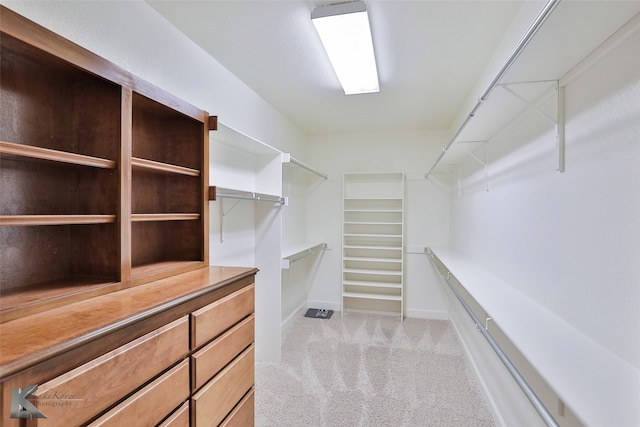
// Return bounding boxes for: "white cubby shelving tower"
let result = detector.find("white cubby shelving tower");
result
[342,172,405,319]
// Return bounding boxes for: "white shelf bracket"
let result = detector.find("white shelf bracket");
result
[460,141,490,193]
[557,85,565,173]
[498,80,564,173]
[500,83,557,125]
[442,165,461,198]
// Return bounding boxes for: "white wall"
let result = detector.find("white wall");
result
[2,0,307,156]
[306,130,451,319]
[450,26,640,370]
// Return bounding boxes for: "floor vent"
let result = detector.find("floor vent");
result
[304,308,333,319]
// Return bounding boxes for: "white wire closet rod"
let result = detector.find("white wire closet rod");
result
[425,248,559,427]
[282,153,328,180]
[425,0,561,179]
[213,187,285,205]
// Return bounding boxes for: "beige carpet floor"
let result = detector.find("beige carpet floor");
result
[255,312,497,427]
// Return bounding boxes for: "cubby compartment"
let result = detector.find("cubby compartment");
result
[132,93,203,171]
[131,220,204,279]
[0,33,120,160]
[132,170,201,215]
[0,223,119,320]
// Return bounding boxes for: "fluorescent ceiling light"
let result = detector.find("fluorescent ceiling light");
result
[312,1,379,95]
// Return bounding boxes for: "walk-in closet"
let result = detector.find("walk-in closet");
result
[1,1,638,426]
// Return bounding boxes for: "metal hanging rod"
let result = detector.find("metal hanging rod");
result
[290,156,328,180]
[426,0,562,179]
[282,153,328,180]
[424,248,559,427]
[211,186,285,205]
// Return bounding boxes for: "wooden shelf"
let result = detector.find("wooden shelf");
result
[0,215,117,226]
[131,260,205,281]
[0,141,116,169]
[0,277,121,323]
[132,157,200,176]
[131,213,200,222]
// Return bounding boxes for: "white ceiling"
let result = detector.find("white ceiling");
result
[146,0,525,135]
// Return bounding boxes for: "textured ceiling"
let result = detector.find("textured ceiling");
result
[147,0,524,135]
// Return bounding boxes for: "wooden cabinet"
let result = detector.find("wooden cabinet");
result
[0,6,255,427]
[0,5,210,322]
[0,267,257,426]
[33,318,189,426]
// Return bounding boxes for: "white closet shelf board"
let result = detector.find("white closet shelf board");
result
[428,1,640,174]
[210,122,284,196]
[213,122,282,156]
[281,242,326,269]
[429,247,640,427]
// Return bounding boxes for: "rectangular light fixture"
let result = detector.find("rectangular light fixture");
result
[312,1,379,95]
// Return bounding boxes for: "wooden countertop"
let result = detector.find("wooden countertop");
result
[0,266,257,378]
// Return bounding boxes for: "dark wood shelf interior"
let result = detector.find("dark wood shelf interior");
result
[0,10,208,320]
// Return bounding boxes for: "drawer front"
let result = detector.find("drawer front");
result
[192,344,254,427]
[88,359,189,427]
[30,317,189,426]
[191,284,254,349]
[219,388,254,427]
[192,314,254,391]
[159,401,190,427]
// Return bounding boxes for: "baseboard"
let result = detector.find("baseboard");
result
[281,301,307,333]
[305,302,449,321]
[405,308,449,320]
[305,299,342,313]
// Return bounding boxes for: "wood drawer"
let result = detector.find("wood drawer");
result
[30,317,189,426]
[159,401,190,427]
[192,314,254,391]
[88,359,189,427]
[192,344,254,427]
[220,388,254,427]
[191,284,254,349]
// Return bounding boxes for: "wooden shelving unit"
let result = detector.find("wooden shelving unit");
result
[342,172,405,319]
[0,6,210,320]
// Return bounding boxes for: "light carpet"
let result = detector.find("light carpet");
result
[255,312,496,427]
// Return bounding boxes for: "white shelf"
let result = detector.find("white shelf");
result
[342,172,405,319]
[343,280,402,289]
[429,246,640,427]
[343,257,401,263]
[281,242,326,269]
[343,268,402,276]
[426,1,640,179]
[344,245,402,250]
[344,221,402,225]
[343,292,402,301]
[344,233,402,238]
